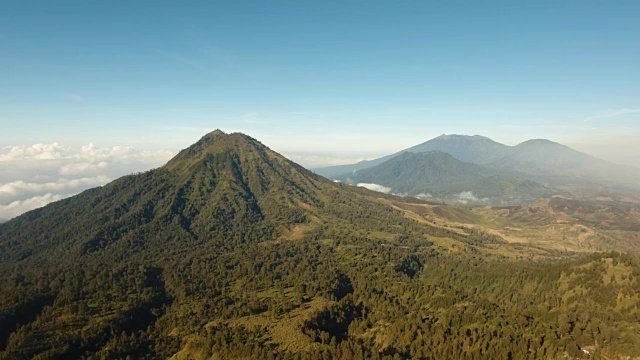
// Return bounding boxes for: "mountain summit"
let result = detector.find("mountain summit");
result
[402,134,510,165]
[0,130,332,262]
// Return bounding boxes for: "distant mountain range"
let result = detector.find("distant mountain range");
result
[334,151,551,205]
[313,135,510,178]
[315,134,640,204]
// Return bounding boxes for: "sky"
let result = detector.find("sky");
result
[1,1,639,219]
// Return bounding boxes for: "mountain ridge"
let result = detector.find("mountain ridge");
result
[336,150,551,205]
[314,134,640,196]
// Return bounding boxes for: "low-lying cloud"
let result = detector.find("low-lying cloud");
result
[415,192,433,200]
[0,143,174,221]
[0,177,110,204]
[357,183,392,194]
[59,161,109,176]
[0,193,68,221]
[455,191,489,204]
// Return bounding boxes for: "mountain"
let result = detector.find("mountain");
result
[336,151,550,204]
[484,138,608,177]
[496,139,640,187]
[403,134,510,165]
[313,134,510,178]
[315,134,640,198]
[2,130,640,359]
[0,130,333,264]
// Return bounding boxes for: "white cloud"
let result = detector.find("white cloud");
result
[0,142,175,220]
[0,176,110,203]
[357,183,392,194]
[0,193,68,221]
[584,108,640,122]
[0,143,71,161]
[59,161,109,176]
[415,192,432,200]
[0,143,174,164]
[454,191,490,204]
[455,191,478,204]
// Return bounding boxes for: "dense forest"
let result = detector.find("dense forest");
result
[1,131,639,359]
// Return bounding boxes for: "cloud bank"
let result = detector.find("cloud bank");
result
[0,143,174,221]
[0,193,68,221]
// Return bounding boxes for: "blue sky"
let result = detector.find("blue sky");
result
[1,0,639,167]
